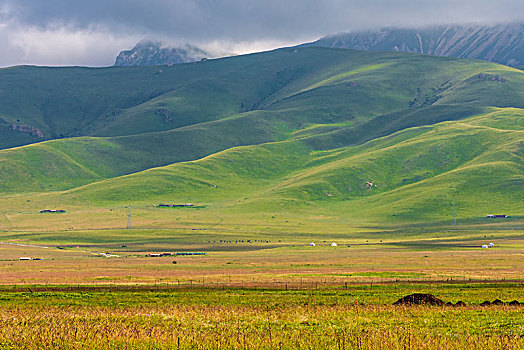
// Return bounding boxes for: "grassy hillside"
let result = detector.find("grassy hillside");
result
[1,48,522,146]
[0,48,350,143]
[0,48,522,231]
[0,112,283,193]
[1,47,523,196]
[22,109,516,225]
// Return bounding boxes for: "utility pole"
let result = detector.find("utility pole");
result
[127,203,132,229]
[452,199,456,227]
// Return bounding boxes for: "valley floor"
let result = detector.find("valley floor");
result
[1,218,522,285]
[0,182,521,349]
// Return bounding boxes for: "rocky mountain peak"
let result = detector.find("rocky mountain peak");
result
[115,40,210,66]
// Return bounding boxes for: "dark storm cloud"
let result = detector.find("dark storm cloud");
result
[1,0,524,66]
[6,0,524,40]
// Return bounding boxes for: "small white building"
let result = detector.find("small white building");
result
[331,242,338,247]
[19,257,31,260]
[309,242,315,246]
[489,243,495,248]
[481,244,488,249]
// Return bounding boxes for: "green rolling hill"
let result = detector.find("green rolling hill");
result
[0,47,522,227]
[56,108,522,222]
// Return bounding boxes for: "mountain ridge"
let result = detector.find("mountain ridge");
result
[309,23,524,67]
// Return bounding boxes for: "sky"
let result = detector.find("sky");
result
[1,0,524,67]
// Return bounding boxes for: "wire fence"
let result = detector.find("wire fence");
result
[0,278,522,293]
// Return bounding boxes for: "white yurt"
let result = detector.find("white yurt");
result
[331,242,337,247]
[488,243,494,247]
[481,244,488,248]
[309,242,316,246]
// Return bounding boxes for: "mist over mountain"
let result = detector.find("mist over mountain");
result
[115,40,210,66]
[117,23,524,68]
[309,23,524,67]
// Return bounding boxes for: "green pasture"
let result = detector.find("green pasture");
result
[0,283,522,306]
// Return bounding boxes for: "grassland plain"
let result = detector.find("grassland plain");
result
[0,286,522,349]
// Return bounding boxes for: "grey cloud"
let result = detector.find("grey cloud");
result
[6,0,524,41]
[1,0,524,66]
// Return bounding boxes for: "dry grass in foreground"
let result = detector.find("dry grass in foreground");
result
[0,288,522,349]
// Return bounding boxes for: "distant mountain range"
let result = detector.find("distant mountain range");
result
[117,23,524,68]
[308,23,524,68]
[115,40,210,66]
